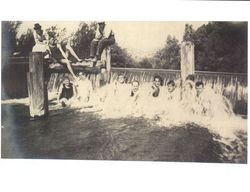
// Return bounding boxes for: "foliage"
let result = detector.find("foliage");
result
[111,43,136,68]
[183,22,247,73]
[153,35,181,69]
[72,22,97,59]
[3,21,247,73]
[16,28,35,56]
[1,21,22,57]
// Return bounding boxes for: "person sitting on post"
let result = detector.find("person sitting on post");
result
[32,23,51,57]
[48,32,81,79]
[57,77,77,107]
[86,21,115,64]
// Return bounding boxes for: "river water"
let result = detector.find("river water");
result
[1,83,247,163]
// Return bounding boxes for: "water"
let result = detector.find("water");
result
[1,72,247,163]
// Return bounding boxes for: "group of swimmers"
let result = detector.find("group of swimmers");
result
[32,21,115,79]
[56,72,233,122]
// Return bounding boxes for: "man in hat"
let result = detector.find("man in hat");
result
[32,23,51,56]
[87,21,115,62]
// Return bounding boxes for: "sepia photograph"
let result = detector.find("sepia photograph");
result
[1,21,248,163]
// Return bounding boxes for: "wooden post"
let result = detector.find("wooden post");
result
[180,41,195,99]
[27,52,48,118]
[181,41,195,82]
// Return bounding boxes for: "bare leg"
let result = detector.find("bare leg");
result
[59,59,77,79]
[66,44,81,61]
[96,37,115,60]
[90,39,99,58]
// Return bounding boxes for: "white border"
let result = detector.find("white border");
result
[1,1,250,192]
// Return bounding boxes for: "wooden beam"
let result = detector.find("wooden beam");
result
[48,65,101,74]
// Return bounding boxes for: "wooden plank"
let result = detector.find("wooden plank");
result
[48,65,101,74]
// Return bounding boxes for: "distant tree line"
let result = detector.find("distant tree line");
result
[1,21,247,73]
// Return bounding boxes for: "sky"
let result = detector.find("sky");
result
[18,21,207,58]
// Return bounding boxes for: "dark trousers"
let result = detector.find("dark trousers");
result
[90,35,115,59]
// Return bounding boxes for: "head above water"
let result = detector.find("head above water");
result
[167,80,176,93]
[184,80,194,91]
[117,73,126,84]
[185,74,195,82]
[195,81,204,96]
[153,75,163,87]
[131,80,140,93]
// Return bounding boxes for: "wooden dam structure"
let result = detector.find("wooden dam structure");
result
[1,42,247,117]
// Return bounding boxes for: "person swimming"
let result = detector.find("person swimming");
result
[151,75,163,97]
[166,80,180,101]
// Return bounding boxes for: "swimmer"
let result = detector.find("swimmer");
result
[151,75,163,97]
[166,80,179,101]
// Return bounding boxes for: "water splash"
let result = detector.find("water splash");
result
[73,80,247,142]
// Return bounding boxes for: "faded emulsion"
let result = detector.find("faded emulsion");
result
[1,21,248,163]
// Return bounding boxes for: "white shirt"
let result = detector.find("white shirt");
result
[95,25,113,40]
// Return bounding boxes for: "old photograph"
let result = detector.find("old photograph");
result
[1,21,248,163]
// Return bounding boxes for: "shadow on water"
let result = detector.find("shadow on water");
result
[1,104,247,163]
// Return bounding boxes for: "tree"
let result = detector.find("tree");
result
[154,35,181,69]
[1,21,22,57]
[16,28,35,56]
[183,22,247,73]
[72,22,97,59]
[138,57,152,68]
[111,43,136,68]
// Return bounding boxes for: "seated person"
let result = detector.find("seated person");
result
[150,75,163,97]
[48,32,82,79]
[87,21,115,63]
[57,77,76,107]
[75,72,93,104]
[32,23,51,57]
